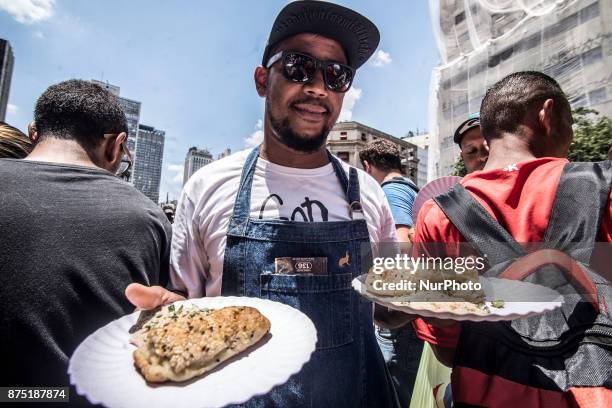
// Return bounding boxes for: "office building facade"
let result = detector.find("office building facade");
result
[184,147,213,185]
[429,0,612,177]
[0,39,14,122]
[132,124,165,203]
[327,121,419,184]
[403,132,430,187]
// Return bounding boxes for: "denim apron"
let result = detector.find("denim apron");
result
[221,146,395,407]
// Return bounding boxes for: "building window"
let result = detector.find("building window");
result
[361,133,367,141]
[340,131,347,140]
[337,152,350,162]
[582,46,602,66]
[455,11,465,25]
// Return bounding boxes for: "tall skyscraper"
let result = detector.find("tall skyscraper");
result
[429,0,612,178]
[0,39,14,122]
[183,147,213,185]
[133,124,165,203]
[91,80,141,156]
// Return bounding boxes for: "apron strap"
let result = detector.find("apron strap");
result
[327,151,363,220]
[227,146,261,232]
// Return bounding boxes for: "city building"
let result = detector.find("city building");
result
[217,148,232,160]
[183,147,213,185]
[0,39,14,122]
[403,131,430,187]
[132,124,165,203]
[327,121,419,184]
[91,80,141,156]
[429,0,612,177]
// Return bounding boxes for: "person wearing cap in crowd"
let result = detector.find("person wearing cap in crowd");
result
[126,1,400,406]
[454,112,488,173]
[359,138,423,406]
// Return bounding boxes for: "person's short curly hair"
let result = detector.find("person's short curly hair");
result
[34,79,128,150]
[359,138,402,171]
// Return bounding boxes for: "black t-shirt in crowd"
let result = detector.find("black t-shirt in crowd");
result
[0,159,172,389]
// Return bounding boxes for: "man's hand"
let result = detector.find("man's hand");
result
[125,283,186,310]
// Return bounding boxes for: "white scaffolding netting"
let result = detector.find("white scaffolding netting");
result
[428,0,612,179]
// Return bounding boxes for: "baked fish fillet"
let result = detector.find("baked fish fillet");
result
[132,305,271,383]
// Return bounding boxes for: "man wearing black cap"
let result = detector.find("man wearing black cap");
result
[454,113,488,173]
[126,1,399,406]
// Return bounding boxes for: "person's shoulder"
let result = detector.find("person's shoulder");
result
[381,178,418,198]
[418,199,441,219]
[107,180,170,222]
[415,198,447,231]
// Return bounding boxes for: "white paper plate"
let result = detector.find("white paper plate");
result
[352,274,563,322]
[69,296,317,408]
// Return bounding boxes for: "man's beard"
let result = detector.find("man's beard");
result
[267,100,331,153]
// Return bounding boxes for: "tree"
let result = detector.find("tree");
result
[452,155,467,177]
[568,108,612,162]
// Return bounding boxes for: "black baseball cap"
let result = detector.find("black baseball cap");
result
[453,112,480,145]
[262,0,380,69]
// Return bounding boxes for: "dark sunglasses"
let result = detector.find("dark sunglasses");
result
[266,51,354,93]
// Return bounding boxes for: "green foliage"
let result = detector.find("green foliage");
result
[452,155,467,177]
[568,108,612,162]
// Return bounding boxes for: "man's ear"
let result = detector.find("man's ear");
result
[362,160,371,174]
[538,98,555,138]
[254,66,269,97]
[105,131,127,165]
[28,122,39,144]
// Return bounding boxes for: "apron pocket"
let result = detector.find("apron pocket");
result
[260,272,354,350]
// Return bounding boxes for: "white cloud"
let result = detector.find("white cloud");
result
[168,164,184,184]
[370,50,392,67]
[338,87,362,122]
[0,0,55,24]
[245,119,264,148]
[6,103,18,115]
[34,30,45,39]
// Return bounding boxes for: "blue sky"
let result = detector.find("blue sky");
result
[0,0,439,201]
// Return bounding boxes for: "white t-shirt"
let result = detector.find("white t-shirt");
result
[170,148,397,297]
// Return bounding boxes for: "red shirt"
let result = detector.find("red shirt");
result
[413,157,612,347]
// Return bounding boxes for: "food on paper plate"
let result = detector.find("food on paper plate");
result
[365,259,486,305]
[131,304,271,383]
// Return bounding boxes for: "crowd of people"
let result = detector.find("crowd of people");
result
[1,1,610,407]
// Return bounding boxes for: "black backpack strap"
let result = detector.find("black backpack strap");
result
[433,184,525,266]
[543,160,612,264]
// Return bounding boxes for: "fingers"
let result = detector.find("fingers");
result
[125,283,186,310]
